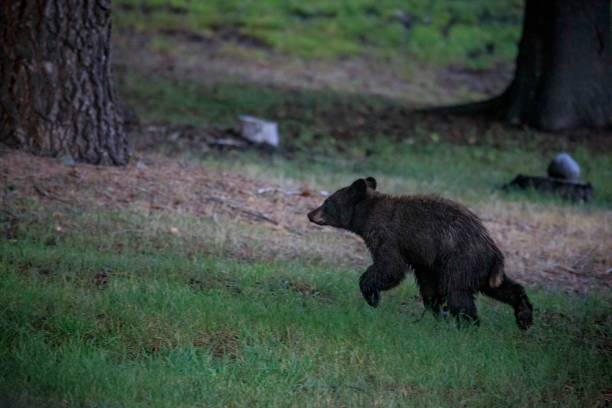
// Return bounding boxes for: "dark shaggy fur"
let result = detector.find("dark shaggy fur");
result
[308,177,533,330]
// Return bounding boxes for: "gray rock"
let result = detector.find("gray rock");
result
[547,152,580,181]
[238,115,279,148]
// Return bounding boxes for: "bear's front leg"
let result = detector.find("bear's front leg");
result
[359,266,380,307]
[359,251,407,308]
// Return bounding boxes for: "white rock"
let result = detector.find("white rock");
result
[238,115,279,148]
[547,153,580,181]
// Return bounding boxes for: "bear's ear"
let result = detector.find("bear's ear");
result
[348,178,368,203]
[365,177,377,190]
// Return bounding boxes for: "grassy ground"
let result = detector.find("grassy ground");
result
[114,0,522,68]
[1,208,610,407]
[2,2,611,406]
[121,74,612,207]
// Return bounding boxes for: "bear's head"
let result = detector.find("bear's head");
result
[307,177,377,229]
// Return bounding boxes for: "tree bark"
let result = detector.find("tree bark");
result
[422,0,612,132]
[0,0,130,165]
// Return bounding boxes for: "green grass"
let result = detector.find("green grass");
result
[113,0,523,68]
[198,143,612,210]
[3,3,610,405]
[1,209,610,407]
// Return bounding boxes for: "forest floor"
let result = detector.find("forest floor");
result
[1,3,612,406]
[2,140,611,406]
[1,148,610,295]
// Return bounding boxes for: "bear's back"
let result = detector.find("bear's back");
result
[361,193,498,267]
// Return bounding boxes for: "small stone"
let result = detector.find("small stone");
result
[237,115,279,148]
[548,153,580,181]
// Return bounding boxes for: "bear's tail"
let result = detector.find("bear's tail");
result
[488,253,504,288]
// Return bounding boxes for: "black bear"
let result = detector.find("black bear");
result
[307,177,533,330]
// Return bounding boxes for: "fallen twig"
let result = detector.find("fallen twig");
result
[33,184,72,205]
[205,196,303,235]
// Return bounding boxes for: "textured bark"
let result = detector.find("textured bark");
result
[503,0,612,130]
[0,0,130,165]
[421,0,612,131]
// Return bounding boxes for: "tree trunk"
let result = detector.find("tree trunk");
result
[0,0,130,165]
[421,0,612,132]
[501,0,612,131]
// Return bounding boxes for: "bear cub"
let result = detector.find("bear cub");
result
[308,177,533,330]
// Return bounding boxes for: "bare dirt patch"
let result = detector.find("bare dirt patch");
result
[2,147,610,294]
[112,29,494,106]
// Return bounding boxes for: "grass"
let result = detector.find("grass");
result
[113,0,523,68]
[3,3,610,404]
[197,143,612,209]
[1,209,610,407]
[120,73,612,208]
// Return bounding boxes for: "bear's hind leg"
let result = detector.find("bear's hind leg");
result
[482,277,533,330]
[447,290,479,327]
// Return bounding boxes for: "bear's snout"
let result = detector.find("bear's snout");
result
[307,208,326,225]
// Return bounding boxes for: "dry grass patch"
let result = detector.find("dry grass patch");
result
[481,203,611,293]
[193,329,242,360]
[2,148,610,293]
